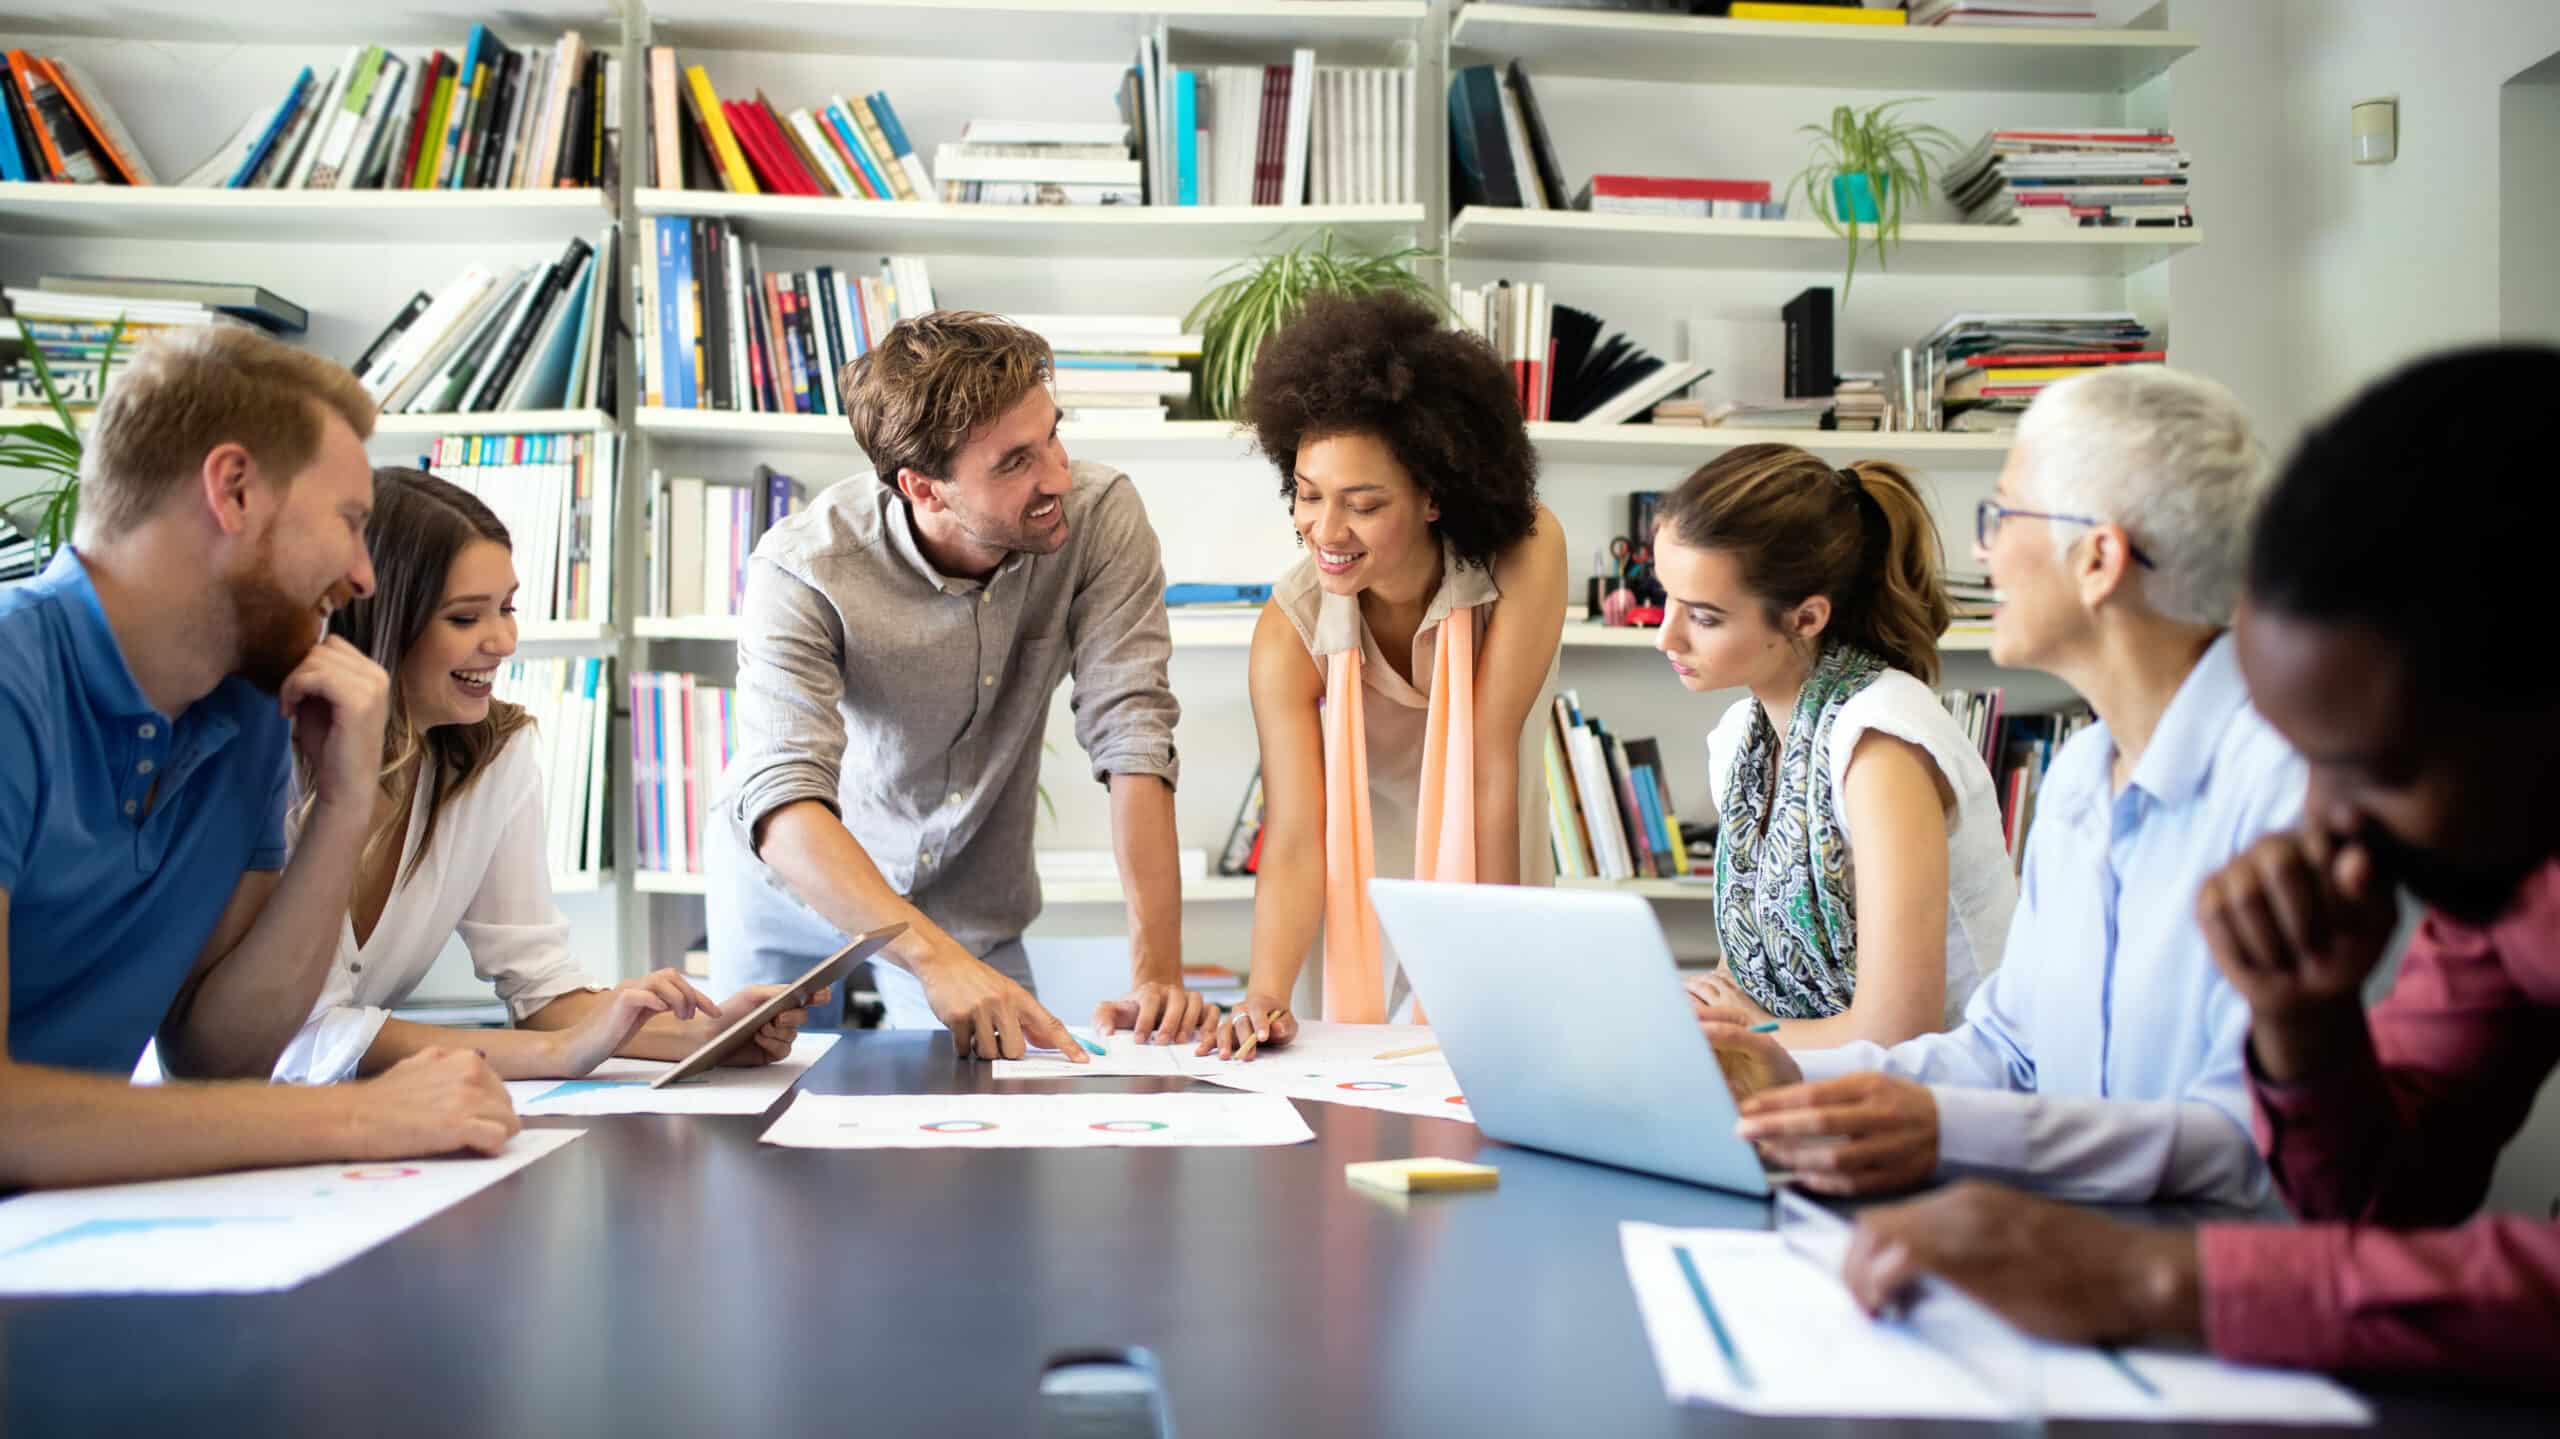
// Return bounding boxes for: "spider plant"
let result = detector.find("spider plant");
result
[1786,100,1959,304]
[1183,230,1437,421]
[0,318,122,560]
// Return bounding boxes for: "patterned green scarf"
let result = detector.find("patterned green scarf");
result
[1713,642,1889,1019]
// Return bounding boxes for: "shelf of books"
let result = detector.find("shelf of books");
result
[1448,3,2195,94]
[1448,208,2199,277]
[374,408,617,437]
[641,0,1429,63]
[638,408,1262,462]
[1523,421,2011,466]
[0,182,612,244]
[634,190,1427,259]
[493,654,616,891]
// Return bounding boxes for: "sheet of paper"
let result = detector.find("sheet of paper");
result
[991,1028,1188,1079]
[1186,1023,1473,1123]
[503,1032,841,1116]
[0,1130,580,1296]
[1621,1222,2372,1425]
[758,1092,1316,1150]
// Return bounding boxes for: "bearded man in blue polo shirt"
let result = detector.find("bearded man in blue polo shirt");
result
[0,327,518,1190]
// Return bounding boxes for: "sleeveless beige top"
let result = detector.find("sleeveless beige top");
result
[1273,544,1561,896]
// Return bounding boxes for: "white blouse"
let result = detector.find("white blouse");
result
[1706,668,2018,1026]
[272,729,599,1083]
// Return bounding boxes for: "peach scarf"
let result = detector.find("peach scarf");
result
[1321,609,1477,1022]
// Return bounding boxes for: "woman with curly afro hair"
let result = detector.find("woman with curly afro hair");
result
[1201,289,1567,1059]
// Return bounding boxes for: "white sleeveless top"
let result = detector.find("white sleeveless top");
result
[1706,669,2017,1025]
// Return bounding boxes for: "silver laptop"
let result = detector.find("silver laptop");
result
[1370,878,1771,1198]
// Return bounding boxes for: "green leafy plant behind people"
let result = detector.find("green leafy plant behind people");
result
[1787,100,1958,304]
[0,316,124,560]
[1184,230,1436,422]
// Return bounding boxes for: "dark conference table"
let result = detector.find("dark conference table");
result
[3,1032,2548,1437]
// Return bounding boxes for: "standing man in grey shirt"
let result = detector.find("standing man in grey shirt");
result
[709,311,1214,1057]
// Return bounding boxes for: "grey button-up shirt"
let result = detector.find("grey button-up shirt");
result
[715,460,1178,966]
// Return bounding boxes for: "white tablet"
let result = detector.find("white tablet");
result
[648,923,907,1087]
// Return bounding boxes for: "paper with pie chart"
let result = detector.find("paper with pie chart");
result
[757,1092,1316,1149]
[505,1032,841,1116]
[0,1129,581,1296]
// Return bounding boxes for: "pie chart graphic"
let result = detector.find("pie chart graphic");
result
[1338,1080,1407,1092]
[341,1166,423,1181]
[919,1120,998,1134]
[1089,1119,1171,1134]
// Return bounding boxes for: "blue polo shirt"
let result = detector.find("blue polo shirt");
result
[0,549,290,1074]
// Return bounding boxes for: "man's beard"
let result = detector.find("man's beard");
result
[954,497,1067,557]
[232,566,322,695]
[2354,820,2535,928]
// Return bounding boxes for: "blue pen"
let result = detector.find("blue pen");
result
[1075,1035,1108,1057]
[1674,1244,1755,1390]
[1747,1021,1780,1034]
[2102,1347,2161,1399]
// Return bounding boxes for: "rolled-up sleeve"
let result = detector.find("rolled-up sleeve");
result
[1065,476,1179,788]
[271,983,388,1085]
[729,554,854,843]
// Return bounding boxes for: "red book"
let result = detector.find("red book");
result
[724,99,808,195]
[1963,350,2166,369]
[394,53,439,189]
[1255,65,1284,205]
[1587,174,1771,202]
[752,94,828,196]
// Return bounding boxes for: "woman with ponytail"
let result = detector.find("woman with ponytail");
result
[1654,444,2016,1049]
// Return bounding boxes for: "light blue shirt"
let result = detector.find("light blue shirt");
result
[1797,635,2302,1206]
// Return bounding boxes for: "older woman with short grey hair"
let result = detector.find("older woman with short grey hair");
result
[1707,363,2307,1208]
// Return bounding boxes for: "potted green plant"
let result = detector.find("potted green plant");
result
[1786,100,1958,303]
[0,321,120,566]
[1183,230,1437,422]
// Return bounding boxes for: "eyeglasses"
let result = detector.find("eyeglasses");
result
[1975,498,2158,570]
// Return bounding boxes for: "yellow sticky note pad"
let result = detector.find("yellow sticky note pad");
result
[1345,1158,1500,1194]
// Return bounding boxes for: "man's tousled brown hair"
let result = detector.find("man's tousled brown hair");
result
[842,310,1053,485]
[80,326,376,538]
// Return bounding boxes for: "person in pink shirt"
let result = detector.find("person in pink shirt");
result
[1835,344,2560,1389]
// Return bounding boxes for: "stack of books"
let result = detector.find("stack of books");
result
[644,466,808,622]
[492,656,614,881]
[1,49,152,185]
[648,56,931,202]
[1646,398,1706,428]
[352,232,619,416]
[1945,127,2191,228]
[1008,314,1198,423]
[1724,3,1906,23]
[1945,573,2000,642]
[1923,311,2161,431]
[165,30,614,192]
[3,279,303,407]
[938,121,1139,206]
[1705,398,1828,430]
[1571,175,1786,220]
[629,671,736,877]
[639,216,933,414]
[1831,372,1886,430]
[392,431,618,629]
[1450,281,1708,424]
[1545,692,1701,884]
[1910,0,2098,27]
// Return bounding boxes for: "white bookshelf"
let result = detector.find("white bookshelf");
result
[0,181,612,244]
[11,0,2184,965]
[1449,1,2194,93]
[635,190,1428,258]
[638,407,1261,461]
[643,0,1428,62]
[374,408,620,438]
[1449,207,2200,277]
